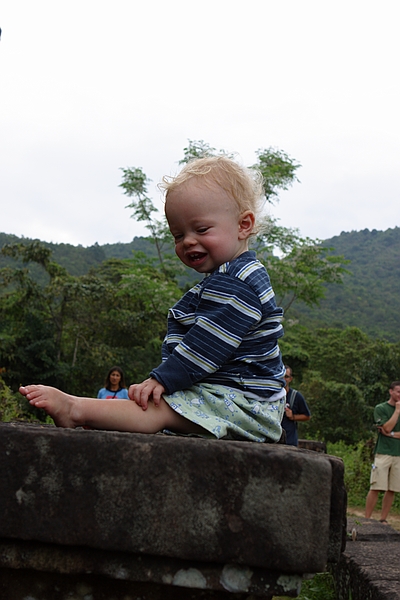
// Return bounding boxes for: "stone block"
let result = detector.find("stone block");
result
[0,539,304,598]
[298,440,327,453]
[0,422,340,574]
[332,516,400,600]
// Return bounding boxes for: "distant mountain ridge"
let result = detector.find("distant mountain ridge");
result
[0,232,156,277]
[1,227,400,342]
[294,227,400,342]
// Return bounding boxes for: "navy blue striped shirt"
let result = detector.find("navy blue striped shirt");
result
[151,251,285,398]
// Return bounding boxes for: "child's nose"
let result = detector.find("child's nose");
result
[183,233,196,247]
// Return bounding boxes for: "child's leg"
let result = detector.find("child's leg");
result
[19,385,206,435]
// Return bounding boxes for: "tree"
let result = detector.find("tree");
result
[254,223,349,312]
[298,373,370,444]
[120,140,348,314]
[0,141,349,417]
[178,139,234,164]
[0,243,182,397]
[253,147,301,203]
[119,167,177,278]
[279,324,400,443]
[0,242,71,390]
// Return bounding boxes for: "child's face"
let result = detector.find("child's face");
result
[165,179,254,273]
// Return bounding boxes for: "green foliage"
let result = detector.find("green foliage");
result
[298,572,336,600]
[3,217,400,344]
[164,141,348,314]
[294,227,400,342]
[3,225,398,343]
[131,139,345,315]
[58,256,181,395]
[328,440,400,513]
[281,324,400,445]
[1,141,397,452]
[299,375,369,445]
[327,441,374,507]
[0,375,53,423]
[254,224,349,313]
[0,242,69,387]
[0,375,26,421]
[273,572,336,600]
[281,325,372,384]
[0,141,347,323]
[178,139,234,164]
[0,242,181,396]
[0,233,107,283]
[119,166,176,276]
[253,147,301,203]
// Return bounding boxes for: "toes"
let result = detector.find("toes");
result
[20,385,40,401]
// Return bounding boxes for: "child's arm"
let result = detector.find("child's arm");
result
[129,378,166,411]
[151,274,281,394]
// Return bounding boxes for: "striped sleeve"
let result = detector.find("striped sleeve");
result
[151,276,263,394]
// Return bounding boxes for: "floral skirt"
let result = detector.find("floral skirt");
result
[163,383,285,443]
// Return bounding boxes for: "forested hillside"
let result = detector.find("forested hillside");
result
[1,227,400,452]
[292,227,400,342]
[0,233,150,279]
[1,226,399,341]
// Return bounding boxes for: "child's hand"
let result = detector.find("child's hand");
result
[129,378,165,411]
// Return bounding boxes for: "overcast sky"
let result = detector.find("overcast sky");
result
[1,1,399,247]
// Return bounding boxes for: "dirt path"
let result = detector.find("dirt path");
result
[347,506,400,531]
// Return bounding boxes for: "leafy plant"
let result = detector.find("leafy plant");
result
[327,440,374,506]
[0,375,53,424]
[327,440,400,513]
[0,243,182,396]
[272,572,336,600]
[298,572,336,600]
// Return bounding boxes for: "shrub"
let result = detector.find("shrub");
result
[298,373,372,444]
[0,375,53,424]
[327,439,400,512]
[273,572,336,600]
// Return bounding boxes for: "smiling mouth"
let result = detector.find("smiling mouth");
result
[187,252,207,264]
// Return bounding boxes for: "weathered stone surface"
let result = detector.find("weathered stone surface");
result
[0,538,303,598]
[331,516,400,600]
[326,453,348,562]
[0,422,338,573]
[298,439,327,453]
[0,567,263,600]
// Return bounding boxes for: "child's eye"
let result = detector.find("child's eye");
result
[173,234,183,243]
[197,227,209,234]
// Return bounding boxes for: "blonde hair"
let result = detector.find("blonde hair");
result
[160,156,265,226]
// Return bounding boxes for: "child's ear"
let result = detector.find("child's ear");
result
[238,211,255,239]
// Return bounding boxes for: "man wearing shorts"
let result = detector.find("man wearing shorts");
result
[365,381,400,523]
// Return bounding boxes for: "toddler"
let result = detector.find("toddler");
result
[20,156,286,442]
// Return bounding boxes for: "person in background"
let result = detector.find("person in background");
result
[365,381,400,523]
[281,365,311,446]
[97,366,129,399]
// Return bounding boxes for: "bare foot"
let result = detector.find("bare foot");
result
[19,385,82,428]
